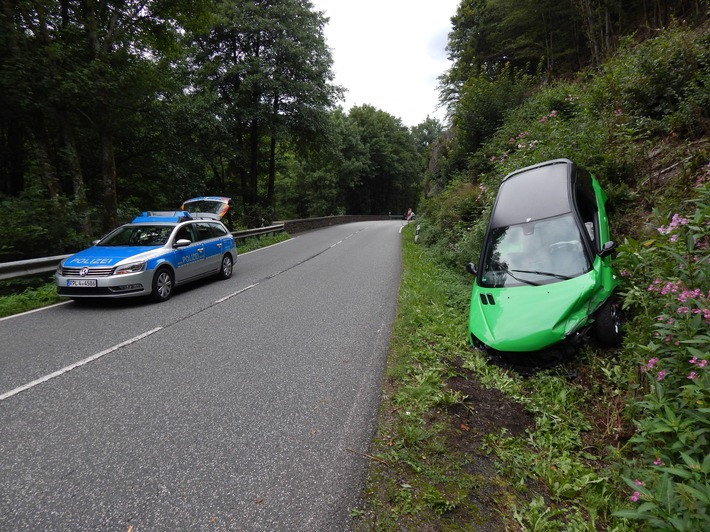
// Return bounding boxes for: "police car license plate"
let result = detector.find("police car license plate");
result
[67,279,97,287]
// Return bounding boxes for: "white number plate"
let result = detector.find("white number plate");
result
[67,279,98,287]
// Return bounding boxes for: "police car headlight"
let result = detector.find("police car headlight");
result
[114,261,147,275]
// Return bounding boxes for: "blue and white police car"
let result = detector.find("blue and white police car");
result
[56,211,236,302]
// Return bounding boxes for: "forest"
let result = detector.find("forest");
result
[3,1,703,263]
[0,0,432,261]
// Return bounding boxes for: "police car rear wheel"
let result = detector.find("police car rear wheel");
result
[218,254,233,280]
[151,268,174,302]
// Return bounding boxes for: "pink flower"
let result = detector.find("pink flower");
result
[688,372,698,379]
[634,479,645,486]
[647,358,660,369]
[658,370,667,381]
[699,359,708,368]
[654,458,663,466]
[690,357,698,364]
[630,491,641,502]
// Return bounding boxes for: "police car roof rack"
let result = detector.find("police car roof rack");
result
[132,211,192,223]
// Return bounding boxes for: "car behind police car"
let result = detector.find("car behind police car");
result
[56,211,236,302]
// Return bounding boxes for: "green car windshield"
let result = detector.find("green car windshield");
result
[98,225,174,247]
[480,213,590,288]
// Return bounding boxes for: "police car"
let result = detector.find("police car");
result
[56,211,236,302]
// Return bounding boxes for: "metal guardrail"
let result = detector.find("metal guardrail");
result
[0,255,72,281]
[232,224,284,240]
[0,224,285,281]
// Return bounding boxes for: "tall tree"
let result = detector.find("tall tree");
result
[190,0,339,225]
[1,0,209,231]
[347,105,420,216]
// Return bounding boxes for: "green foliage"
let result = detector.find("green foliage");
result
[613,177,710,529]
[419,180,491,269]
[0,192,98,260]
[454,65,537,157]
[0,282,63,318]
[345,105,421,215]
[415,18,710,531]
[594,25,710,138]
[236,232,291,254]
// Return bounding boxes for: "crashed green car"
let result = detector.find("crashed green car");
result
[466,159,623,361]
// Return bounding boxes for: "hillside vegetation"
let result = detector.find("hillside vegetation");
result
[357,19,710,531]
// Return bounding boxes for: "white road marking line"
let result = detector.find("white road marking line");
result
[239,237,294,255]
[0,327,163,402]
[214,283,259,303]
[0,301,72,322]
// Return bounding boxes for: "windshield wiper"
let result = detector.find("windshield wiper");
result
[500,266,541,286]
[510,269,572,280]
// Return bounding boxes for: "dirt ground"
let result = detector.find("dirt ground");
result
[445,371,537,530]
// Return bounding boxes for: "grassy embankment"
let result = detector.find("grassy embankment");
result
[355,23,709,531]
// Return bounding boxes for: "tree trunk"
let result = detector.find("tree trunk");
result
[267,93,280,212]
[100,125,118,230]
[249,118,259,206]
[0,118,25,195]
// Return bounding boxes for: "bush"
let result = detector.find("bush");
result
[614,171,710,529]
[0,192,99,261]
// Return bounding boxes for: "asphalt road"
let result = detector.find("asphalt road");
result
[0,221,404,531]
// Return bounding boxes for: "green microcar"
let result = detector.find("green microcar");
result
[467,159,623,361]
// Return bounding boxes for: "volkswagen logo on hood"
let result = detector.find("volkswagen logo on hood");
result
[80,267,89,277]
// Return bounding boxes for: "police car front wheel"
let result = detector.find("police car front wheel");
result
[218,254,233,280]
[151,268,174,302]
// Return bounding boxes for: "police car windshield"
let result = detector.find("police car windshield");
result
[98,225,174,247]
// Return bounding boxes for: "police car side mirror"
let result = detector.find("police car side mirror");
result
[599,241,617,259]
[174,239,191,248]
[466,262,478,275]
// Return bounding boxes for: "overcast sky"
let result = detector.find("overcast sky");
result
[310,0,460,128]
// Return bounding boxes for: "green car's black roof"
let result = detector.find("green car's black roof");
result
[490,159,574,228]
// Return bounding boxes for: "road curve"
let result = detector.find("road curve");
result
[0,221,403,531]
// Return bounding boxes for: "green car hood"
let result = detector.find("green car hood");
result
[469,273,599,352]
